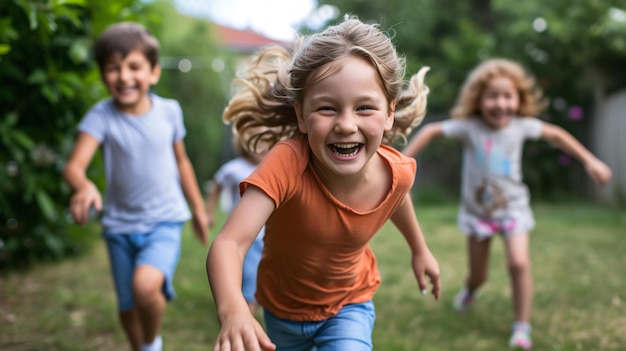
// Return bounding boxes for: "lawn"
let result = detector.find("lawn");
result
[1,203,625,350]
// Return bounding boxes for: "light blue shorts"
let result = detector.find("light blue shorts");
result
[242,237,263,303]
[263,300,376,351]
[103,222,183,312]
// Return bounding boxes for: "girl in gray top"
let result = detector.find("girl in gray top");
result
[403,58,611,350]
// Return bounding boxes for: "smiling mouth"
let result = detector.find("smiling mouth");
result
[330,143,362,157]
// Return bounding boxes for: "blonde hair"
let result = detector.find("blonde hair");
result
[450,58,547,119]
[231,128,266,164]
[223,15,429,153]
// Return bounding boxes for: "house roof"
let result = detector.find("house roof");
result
[214,24,289,53]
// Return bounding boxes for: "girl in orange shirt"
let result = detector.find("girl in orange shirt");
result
[206,15,440,351]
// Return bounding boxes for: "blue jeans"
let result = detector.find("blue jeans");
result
[242,237,263,302]
[103,222,183,311]
[263,300,376,351]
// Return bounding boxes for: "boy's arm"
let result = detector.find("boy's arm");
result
[390,193,441,300]
[541,123,612,185]
[63,132,102,225]
[205,180,223,229]
[206,186,276,351]
[402,122,444,157]
[173,140,209,245]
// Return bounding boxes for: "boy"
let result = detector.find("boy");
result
[63,22,208,351]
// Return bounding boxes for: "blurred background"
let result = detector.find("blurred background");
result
[1,0,625,268]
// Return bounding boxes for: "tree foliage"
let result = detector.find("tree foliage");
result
[145,0,233,185]
[319,0,626,200]
[0,0,150,268]
[0,0,231,268]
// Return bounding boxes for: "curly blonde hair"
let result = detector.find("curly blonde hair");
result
[450,58,547,119]
[223,15,429,153]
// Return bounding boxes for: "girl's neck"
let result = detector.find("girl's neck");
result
[311,152,391,212]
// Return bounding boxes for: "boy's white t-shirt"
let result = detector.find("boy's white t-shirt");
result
[78,94,191,234]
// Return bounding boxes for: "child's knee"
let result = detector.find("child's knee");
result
[507,259,530,276]
[132,265,164,300]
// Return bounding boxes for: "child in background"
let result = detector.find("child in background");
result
[206,15,440,351]
[402,58,612,350]
[63,22,208,351]
[205,134,266,316]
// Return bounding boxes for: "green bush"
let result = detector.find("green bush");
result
[0,0,146,269]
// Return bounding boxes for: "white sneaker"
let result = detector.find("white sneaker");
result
[141,335,162,351]
[509,328,532,349]
[452,289,474,314]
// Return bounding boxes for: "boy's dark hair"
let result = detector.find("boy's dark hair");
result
[94,22,160,70]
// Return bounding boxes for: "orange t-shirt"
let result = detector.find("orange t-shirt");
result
[241,136,416,321]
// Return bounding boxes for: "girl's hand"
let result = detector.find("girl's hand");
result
[69,183,101,225]
[213,312,276,351]
[411,249,441,300]
[585,158,612,185]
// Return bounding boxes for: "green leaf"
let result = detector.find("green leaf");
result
[57,82,75,99]
[27,69,47,84]
[41,84,59,103]
[52,6,83,28]
[44,234,64,257]
[10,130,35,149]
[69,37,90,63]
[53,0,87,7]
[27,6,38,30]
[36,190,56,220]
[0,44,10,55]
[1,111,18,127]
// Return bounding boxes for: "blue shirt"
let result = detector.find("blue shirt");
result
[78,94,191,233]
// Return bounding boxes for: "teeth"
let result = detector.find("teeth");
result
[331,143,360,157]
[341,150,358,157]
[333,143,359,149]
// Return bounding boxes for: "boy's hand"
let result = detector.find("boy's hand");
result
[206,209,217,229]
[585,158,612,185]
[192,210,209,246]
[69,183,102,225]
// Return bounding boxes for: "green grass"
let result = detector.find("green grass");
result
[1,203,625,350]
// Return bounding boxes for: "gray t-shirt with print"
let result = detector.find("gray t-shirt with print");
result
[442,118,543,236]
[78,94,191,234]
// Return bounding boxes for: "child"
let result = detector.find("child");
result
[205,134,266,316]
[206,15,441,351]
[402,58,612,350]
[63,22,208,351]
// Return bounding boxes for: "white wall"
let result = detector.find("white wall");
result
[591,90,626,204]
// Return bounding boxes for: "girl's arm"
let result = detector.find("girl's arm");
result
[63,132,102,225]
[174,140,209,245]
[541,123,612,185]
[390,193,441,300]
[402,122,445,157]
[207,186,276,351]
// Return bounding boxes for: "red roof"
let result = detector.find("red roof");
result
[214,24,289,53]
